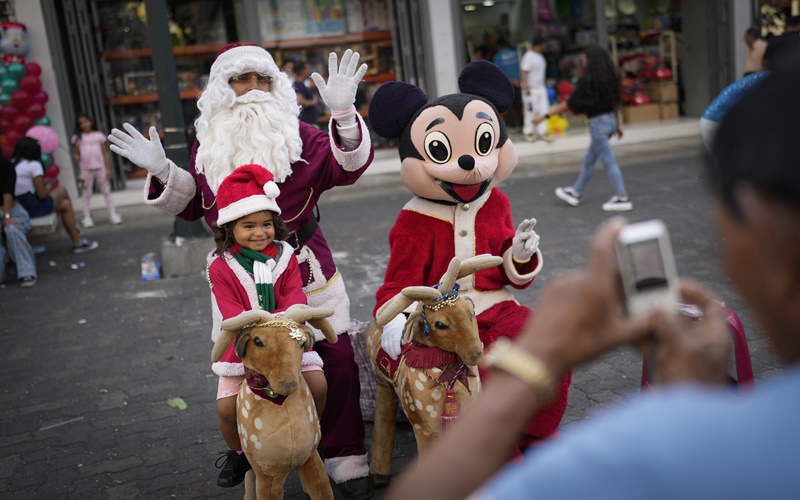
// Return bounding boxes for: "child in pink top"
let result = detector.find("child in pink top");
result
[71,114,120,227]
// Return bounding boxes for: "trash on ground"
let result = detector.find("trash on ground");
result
[141,252,162,281]
[78,319,87,324]
[70,262,86,270]
[165,397,188,410]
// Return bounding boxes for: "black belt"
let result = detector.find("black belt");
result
[287,216,319,251]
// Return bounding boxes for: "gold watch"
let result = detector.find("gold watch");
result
[484,338,554,397]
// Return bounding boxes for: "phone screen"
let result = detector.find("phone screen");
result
[626,239,667,291]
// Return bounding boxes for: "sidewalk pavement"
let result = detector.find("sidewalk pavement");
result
[2,133,783,499]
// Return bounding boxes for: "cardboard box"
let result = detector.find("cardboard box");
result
[643,81,678,103]
[660,102,679,120]
[622,104,661,124]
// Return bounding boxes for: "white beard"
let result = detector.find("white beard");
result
[195,90,303,193]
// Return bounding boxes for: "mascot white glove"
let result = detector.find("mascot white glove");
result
[512,218,540,263]
[108,124,170,181]
[311,49,367,120]
[381,313,407,361]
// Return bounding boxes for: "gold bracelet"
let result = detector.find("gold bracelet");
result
[483,338,554,397]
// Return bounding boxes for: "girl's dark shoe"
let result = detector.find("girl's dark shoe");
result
[215,450,252,487]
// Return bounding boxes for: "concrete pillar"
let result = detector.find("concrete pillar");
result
[731,0,754,79]
[420,0,460,97]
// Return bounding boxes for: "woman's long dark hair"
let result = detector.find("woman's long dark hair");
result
[213,210,289,256]
[584,46,620,108]
[73,113,97,140]
[12,137,42,165]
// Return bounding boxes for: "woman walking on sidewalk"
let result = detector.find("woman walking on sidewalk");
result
[534,46,632,212]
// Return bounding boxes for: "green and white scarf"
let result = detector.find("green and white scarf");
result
[233,246,276,312]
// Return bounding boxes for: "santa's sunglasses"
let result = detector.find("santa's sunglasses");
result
[229,72,273,85]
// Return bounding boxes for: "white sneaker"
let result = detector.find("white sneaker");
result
[524,134,537,143]
[602,195,633,212]
[110,214,123,225]
[555,187,581,206]
[81,217,94,228]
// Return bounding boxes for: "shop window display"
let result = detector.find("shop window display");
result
[94,0,396,179]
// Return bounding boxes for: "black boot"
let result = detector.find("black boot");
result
[215,450,252,487]
[337,476,374,500]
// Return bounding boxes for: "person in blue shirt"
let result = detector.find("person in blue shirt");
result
[386,66,800,500]
[492,38,522,128]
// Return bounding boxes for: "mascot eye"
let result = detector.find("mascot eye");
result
[434,321,449,330]
[253,337,265,348]
[475,123,495,156]
[424,131,452,164]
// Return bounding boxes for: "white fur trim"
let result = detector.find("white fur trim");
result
[301,350,324,369]
[502,247,543,285]
[212,361,245,377]
[324,453,369,483]
[453,192,491,263]
[143,161,197,215]
[296,246,351,340]
[210,45,277,81]
[217,193,281,225]
[329,113,372,172]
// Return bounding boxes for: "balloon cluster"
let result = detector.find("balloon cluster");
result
[545,114,569,135]
[0,26,61,187]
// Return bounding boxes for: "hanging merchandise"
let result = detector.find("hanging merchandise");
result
[537,0,555,22]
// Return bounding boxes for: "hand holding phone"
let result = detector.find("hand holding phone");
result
[615,219,680,318]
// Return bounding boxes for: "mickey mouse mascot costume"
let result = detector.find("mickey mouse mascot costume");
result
[369,60,570,447]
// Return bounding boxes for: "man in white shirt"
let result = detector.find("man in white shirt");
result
[520,35,551,142]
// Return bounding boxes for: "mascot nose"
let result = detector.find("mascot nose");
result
[458,155,475,171]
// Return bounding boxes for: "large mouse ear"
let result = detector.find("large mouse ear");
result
[368,81,428,139]
[458,60,515,113]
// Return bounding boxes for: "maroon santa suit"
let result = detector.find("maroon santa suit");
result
[375,189,571,441]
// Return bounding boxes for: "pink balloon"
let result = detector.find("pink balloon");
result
[31,90,48,104]
[26,102,45,119]
[19,75,41,94]
[24,62,41,77]
[25,125,59,153]
[10,89,31,108]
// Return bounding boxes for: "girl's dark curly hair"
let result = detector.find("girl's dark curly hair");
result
[214,210,289,255]
[584,46,620,108]
[12,137,42,165]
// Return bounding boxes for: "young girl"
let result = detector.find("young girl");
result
[207,164,327,488]
[71,114,121,227]
[13,137,98,253]
[535,46,633,212]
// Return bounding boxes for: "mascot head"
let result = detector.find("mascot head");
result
[368,60,518,204]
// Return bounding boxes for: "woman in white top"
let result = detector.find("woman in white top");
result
[13,137,98,253]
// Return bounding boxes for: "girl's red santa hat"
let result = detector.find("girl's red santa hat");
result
[216,164,281,226]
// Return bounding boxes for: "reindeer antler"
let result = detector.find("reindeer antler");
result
[282,304,338,344]
[457,254,503,280]
[375,292,415,326]
[212,310,275,362]
[438,257,462,295]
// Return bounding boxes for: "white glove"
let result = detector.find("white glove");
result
[310,49,368,118]
[381,313,407,361]
[108,124,170,180]
[512,218,540,263]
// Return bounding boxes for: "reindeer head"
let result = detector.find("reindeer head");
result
[375,255,502,366]
[211,305,337,396]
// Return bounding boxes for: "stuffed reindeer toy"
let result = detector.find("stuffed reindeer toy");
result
[365,254,502,487]
[211,305,338,500]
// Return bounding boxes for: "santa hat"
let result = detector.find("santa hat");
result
[209,43,278,82]
[216,164,281,226]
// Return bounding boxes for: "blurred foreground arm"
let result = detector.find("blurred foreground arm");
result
[387,218,653,500]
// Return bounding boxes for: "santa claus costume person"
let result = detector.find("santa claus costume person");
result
[109,45,375,498]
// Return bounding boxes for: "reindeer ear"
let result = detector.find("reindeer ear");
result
[234,329,251,358]
[301,328,316,351]
[458,60,514,113]
[368,81,427,139]
[211,328,237,362]
[402,311,423,343]
[307,318,338,344]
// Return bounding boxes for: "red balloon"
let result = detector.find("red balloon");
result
[0,118,11,132]
[2,143,14,159]
[19,75,41,94]
[10,90,31,108]
[31,90,48,104]
[5,128,23,146]
[24,62,41,78]
[13,114,32,133]
[44,164,60,179]
[1,105,19,121]
[26,102,45,120]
